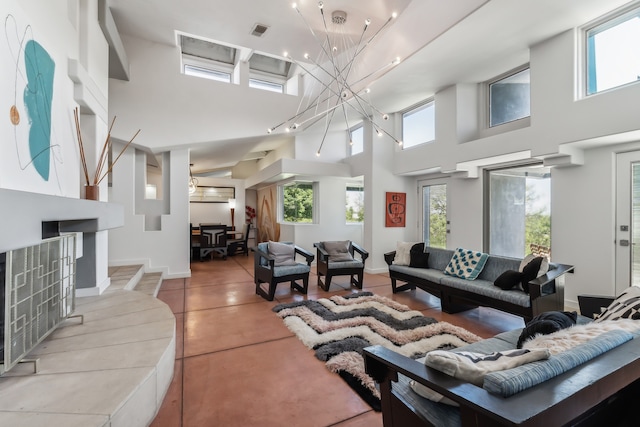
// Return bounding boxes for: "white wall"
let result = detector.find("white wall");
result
[109,146,191,278]
[189,176,245,227]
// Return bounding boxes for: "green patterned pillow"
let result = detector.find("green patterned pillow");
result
[444,248,489,280]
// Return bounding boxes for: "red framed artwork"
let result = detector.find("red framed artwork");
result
[385,192,406,227]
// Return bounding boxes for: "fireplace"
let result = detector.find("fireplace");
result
[0,235,76,374]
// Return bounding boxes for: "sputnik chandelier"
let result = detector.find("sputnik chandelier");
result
[267,1,403,156]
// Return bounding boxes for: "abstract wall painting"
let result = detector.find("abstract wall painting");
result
[257,187,280,243]
[385,192,406,227]
[1,5,75,195]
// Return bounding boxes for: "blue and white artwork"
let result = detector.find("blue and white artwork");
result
[1,3,77,196]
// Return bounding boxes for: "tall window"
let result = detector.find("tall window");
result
[346,184,364,224]
[402,100,435,149]
[586,6,640,95]
[486,165,551,258]
[488,67,530,127]
[422,184,446,248]
[350,125,364,155]
[281,181,315,223]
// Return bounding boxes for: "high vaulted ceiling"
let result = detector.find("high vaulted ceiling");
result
[106,0,632,174]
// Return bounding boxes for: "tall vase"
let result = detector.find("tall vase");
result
[84,185,99,201]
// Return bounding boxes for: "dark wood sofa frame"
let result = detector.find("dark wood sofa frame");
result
[364,338,640,427]
[384,251,574,321]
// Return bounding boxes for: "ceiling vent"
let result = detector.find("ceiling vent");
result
[251,23,269,37]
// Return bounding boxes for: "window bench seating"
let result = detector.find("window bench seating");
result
[385,247,574,321]
[364,317,640,427]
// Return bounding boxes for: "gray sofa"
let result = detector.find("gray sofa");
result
[385,247,574,321]
[364,316,640,427]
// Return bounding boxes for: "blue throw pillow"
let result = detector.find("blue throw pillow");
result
[444,248,489,280]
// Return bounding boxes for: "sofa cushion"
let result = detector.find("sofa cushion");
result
[483,329,634,397]
[425,247,455,271]
[444,248,489,280]
[396,373,461,427]
[322,240,354,262]
[595,285,640,322]
[439,276,531,307]
[476,255,521,282]
[410,243,429,268]
[520,256,546,293]
[390,264,449,284]
[393,241,418,266]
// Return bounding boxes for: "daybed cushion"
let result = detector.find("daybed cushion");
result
[322,240,354,262]
[595,285,640,321]
[424,348,550,387]
[444,248,489,280]
[483,329,634,397]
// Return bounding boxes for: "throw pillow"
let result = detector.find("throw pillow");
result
[424,348,550,387]
[392,241,417,266]
[443,248,489,280]
[322,240,354,262]
[494,270,524,290]
[409,243,429,268]
[594,285,640,322]
[519,254,549,276]
[520,256,544,294]
[516,311,578,348]
[267,241,298,267]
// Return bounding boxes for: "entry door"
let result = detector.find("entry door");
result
[615,151,640,295]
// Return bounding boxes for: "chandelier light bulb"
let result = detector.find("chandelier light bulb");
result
[397,140,403,146]
[382,113,389,120]
[267,128,273,134]
[392,12,398,19]
[292,3,297,8]
[304,53,309,59]
[364,88,371,94]
[365,18,371,26]
[376,128,383,137]
[333,46,338,52]
[285,127,291,132]
[292,123,299,129]
[318,1,323,9]
[393,57,401,65]
[315,150,321,157]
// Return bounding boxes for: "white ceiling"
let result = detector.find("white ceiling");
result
[106,0,634,173]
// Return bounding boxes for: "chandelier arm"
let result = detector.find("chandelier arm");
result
[316,106,339,155]
[351,16,394,62]
[363,115,402,144]
[318,7,344,79]
[339,19,370,89]
[294,5,335,67]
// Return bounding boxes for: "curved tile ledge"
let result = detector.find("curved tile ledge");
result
[0,290,175,427]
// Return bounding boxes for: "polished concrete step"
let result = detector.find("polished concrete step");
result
[0,266,175,427]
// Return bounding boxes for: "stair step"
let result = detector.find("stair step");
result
[107,265,145,291]
[133,272,163,297]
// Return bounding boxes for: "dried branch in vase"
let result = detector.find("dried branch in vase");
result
[73,107,141,186]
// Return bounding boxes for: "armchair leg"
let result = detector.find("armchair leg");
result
[318,273,332,292]
[351,273,363,289]
[255,280,276,301]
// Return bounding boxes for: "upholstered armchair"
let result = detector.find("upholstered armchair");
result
[252,241,315,301]
[313,240,369,291]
